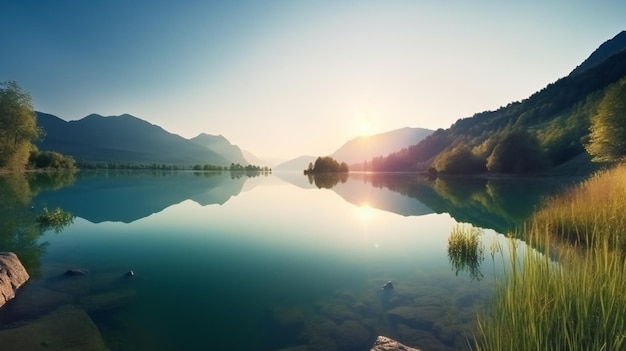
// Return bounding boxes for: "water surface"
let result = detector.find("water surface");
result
[0,171,569,351]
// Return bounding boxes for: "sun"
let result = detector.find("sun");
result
[352,110,374,136]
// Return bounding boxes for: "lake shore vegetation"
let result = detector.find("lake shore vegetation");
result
[474,163,626,350]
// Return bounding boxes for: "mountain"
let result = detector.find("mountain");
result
[330,127,433,165]
[36,112,230,166]
[274,127,434,171]
[571,31,626,75]
[242,150,275,167]
[190,133,248,165]
[367,31,626,175]
[274,155,317,171]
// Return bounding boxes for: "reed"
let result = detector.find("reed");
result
[474,163,626,350]
[448,224,484,281]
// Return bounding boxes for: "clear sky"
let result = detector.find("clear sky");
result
[1,1,625,160]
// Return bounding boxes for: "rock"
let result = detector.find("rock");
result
[308,315,339,337]
[316,299,361,323]
[64,268,89,276]
[0,305,110,350]
[1,286,72,319]
[0,252,30,309]
[387,305,442,330]
[396,323,452,351]
[308,335,337,351]
[335,320,372,351]
[382,281,394,291]
[370,335,421,351]
[78,289,138,313]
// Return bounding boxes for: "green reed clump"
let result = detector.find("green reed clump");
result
[474,164,626,350]
[448,224,484,281]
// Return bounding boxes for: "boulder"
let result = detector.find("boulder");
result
[371,335,421,351]
[0,252,30,309]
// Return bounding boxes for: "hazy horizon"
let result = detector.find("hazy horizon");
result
[2,1,625,159]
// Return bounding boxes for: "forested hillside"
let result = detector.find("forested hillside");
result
[365,31,626,174]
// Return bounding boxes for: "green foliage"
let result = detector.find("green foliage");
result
[29,150,77,170]
[0,81,42,170]
[447,224,484,281]
[434,145,486,174]
[486,130,550,173]
[586,76,626,162]
[36,206,75,233]
[304,156,349,174]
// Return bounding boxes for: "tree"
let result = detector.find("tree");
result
[434,145,486,174]
[303,156,349,174]
[586,77,626,162]
[486,130,550,173]
[0,81,42,170]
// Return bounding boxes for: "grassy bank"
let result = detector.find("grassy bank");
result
[474,163,626,350]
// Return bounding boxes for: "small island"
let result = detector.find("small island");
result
[303,156,349,175]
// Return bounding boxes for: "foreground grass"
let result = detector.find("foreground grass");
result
[474,164,626,350]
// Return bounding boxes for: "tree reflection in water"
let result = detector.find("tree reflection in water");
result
[0,172,76,277]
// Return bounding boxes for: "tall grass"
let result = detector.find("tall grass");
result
[448,224,484,281]
[474,164,626,350]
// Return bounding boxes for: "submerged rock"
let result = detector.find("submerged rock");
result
[1,286,72,319]
[0,305,110,350]
[370,335,421,351]
[79,289,138,313]
[0,252,30,309]
[382,281,394,291]
[335,320,372,351]
[64,268,89,276]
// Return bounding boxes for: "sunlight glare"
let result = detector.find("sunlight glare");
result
[352,109,374,136]
[356,203,375,220]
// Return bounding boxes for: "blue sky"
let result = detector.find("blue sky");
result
[1,1,625,160]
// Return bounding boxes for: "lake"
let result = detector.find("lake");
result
[0,171,571,351]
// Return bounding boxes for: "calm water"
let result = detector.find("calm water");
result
[0,171,570,351]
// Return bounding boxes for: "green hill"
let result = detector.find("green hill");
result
[367,31,626,175]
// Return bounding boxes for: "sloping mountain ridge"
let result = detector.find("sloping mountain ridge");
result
[365,31,626,174]
[36,112,230,166]
[190,133,248,165]
[331,127,433,166]
[274,155,317,171]
[570,30,626,75]
[275,127,434,171]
